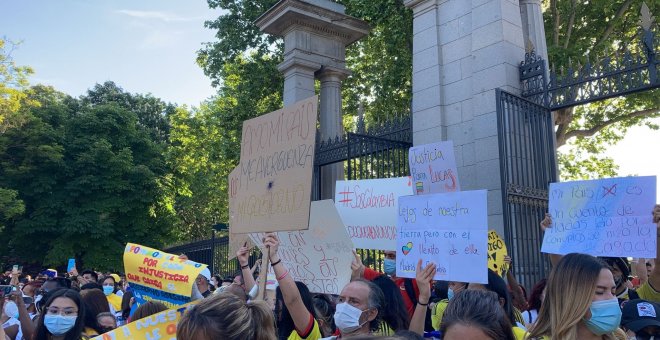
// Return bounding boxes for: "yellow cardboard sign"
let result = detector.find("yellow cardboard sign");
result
[123,243,206,307]
[487,230,509,277]
[92,300,198,340]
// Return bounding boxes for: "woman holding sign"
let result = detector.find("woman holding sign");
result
[527,253,626,340]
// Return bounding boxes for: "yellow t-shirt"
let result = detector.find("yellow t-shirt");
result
[637,281,660,303]
[288,315,322,340]
[431,299,449,330]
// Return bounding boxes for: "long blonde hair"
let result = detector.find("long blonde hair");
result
[176,292,277,340]
[528,253,622,340]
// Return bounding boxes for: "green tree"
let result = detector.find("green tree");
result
[0,85,176,270]
[544,0,659,179]
[169,53,282,239]
[0,38,36,133]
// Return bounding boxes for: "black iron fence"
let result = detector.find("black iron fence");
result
[496,89,557,290]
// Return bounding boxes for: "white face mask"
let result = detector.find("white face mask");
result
[333,302,368,334]
[4,301,19,319]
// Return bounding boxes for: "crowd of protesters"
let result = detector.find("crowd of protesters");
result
[1,204,659,339]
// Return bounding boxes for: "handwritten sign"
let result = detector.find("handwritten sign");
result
[396,190,488,283]
[248,200,354,294]
[335,177,413,250]
[124,243,207,308]
[487,230,508,277]
[92,301,198,340]
[408,141,460,195]
[229,96,318,233]
[542,176,657,257]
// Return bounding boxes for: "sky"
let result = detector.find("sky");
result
[1,1,658,200]
[1,0,220,107]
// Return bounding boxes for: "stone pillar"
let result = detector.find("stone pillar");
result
[519,0,549,62]
[256,0,369,200]
[279,59,318,107]
[318,67,350,198]
[405,0,526,235]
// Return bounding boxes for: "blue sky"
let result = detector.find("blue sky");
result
[1,0,658,200]
[2,0,220,106]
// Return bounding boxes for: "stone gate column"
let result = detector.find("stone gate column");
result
[405,0,527,235]
[256,0,369,200]
[520,0,549,63]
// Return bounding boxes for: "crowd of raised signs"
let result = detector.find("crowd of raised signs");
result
[0,204,658,340]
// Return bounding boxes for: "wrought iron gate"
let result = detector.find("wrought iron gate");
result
[497,89,557,290]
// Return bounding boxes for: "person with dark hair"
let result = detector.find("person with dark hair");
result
[440,290,516,340]
[431,281,467,330]
[80,271,98,285]
[118,291,133,326]
[79,283,103,294]
[523,278,547,327]
[275,281,318,340]
[312,294,336,337]
[372,275,410,335]
[211,274,222,290]
[176,292,276,340]
[80,289,110,337]
[100,276,122,313]
[601,257,637,306]
[467,269,526,338]
[33,289,87,340]
[131,301,167,322]
[42,277,72,293]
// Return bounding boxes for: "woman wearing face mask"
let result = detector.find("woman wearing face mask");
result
[527,253,626,340]
[431,281,467,331]
[33,289,86,340]
[100,277,121,314]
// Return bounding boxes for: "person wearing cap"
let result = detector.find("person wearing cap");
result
[621,299,660,338]
[602,257,641,306]
[197,268,212,298]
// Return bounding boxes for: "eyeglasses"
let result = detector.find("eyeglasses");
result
[45,307,78,316]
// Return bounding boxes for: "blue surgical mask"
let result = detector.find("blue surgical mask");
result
[447,288,454,300]
[384,259,396,276]
[583,298,622,335]
[103,286,114,296]
[44,315,77,336]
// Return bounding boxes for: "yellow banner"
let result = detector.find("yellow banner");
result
[123,243,206,305]
[92,301,198,340]
[487,230,509,277]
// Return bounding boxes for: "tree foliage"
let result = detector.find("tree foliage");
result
[0,84,176,270]
[544,0,659,179]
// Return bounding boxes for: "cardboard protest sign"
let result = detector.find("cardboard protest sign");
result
[228,232,254,260]
[487,230,508,277]
[92,301,198,340]
[229,96,318,233]
[124,243,207,308]
[409,141,460,195]
[248,200,355,294]
[335,177,413,250]
[542,176,657,258]
[396,190,488,283]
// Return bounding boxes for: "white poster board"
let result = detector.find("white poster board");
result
[409,141,460,195]
[542,176,657,258]
[248,200,354,294]
[229,96,318,233]
[335,177,413,250]
[396,190,488,283]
